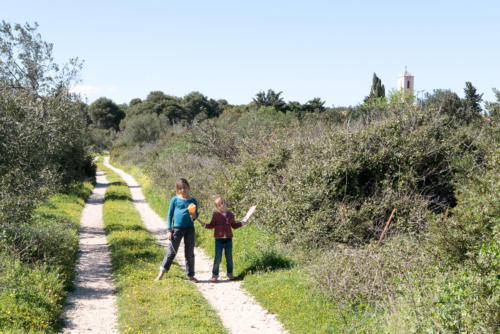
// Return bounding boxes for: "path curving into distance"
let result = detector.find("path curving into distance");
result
[104,157,288,334]
[62,170,118,334]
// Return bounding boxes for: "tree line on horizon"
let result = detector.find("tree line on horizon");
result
[84,71,498,151]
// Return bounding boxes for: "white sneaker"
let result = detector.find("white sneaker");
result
[154,267,166,281]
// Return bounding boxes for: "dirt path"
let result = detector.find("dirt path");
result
[62,170,118,334]
[104,158,288,334]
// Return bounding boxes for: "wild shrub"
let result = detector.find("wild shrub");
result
[0,93,94,258]
[86,127,117,153]
[308,235,430,306]
[119,112,169,144]
[148,152,225,208]
[431,147,499,269]
[426,148,500,332]
[223,110,487,248]
[1,21,94,266]
[375,263,499,333]
[190,118,240,162]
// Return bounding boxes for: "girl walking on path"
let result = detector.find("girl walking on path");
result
[155,178,199,283]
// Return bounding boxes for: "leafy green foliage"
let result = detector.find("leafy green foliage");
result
[486,88,500,120]
[424,148,500,332]
[86,127,118,153]
[0,182,93,333]
[223,111,486,249]
[374,264,499,333]
[364,72,385,102]
[120,112,168,144]
[0,21,95,332]
[463,81,483,123]
[421,89,463,118]
[0,21,94,263]
[0,255,65,333]
[122,91,226,128]
[88,97,125,131]
[0,21,82,95]
[0,87,95,258]
[253,89,287,112]
[431,148,499,268]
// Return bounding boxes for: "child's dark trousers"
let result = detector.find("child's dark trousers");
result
[161,227,195,278]
[212,238,233,278]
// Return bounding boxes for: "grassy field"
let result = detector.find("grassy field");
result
[96,159,227,334]
[0,182,93,333]
[108,159,344,333]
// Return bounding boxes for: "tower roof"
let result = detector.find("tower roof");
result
[398,66,413,78]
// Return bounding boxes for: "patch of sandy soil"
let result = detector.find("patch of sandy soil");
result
[104,158,288,334]
[62,170,118,333]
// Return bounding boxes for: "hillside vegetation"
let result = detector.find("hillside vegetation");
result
[111,87,499,332]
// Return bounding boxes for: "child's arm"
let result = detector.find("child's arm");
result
[229,212,244,229]
[166,198,176,232]
[194,199,199,221]
[200,213,216,229]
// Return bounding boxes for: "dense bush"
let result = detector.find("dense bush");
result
[0,22,95,262]
[86,127,118,153]
[221,110,487,248]
[0,91,95,258]
[426,148,500,332]
[431,148,499,269]
[88,97,125,131]
[119,112,169,144]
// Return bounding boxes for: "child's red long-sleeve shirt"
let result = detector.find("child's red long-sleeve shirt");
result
[203,211,243,238]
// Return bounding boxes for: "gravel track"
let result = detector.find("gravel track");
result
[62,170,118,333]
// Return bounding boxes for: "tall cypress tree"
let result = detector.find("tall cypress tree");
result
[463,81,483,123]
[364,73,385,102]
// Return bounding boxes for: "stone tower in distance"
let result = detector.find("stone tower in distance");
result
[397,66,414,92]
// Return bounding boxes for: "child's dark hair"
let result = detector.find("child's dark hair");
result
[176,178,190,193]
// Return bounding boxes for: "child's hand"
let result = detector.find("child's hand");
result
[167,231,172,240]
[188,203,196,221]
[197,219,205,225]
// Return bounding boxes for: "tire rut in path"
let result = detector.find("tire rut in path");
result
[104,158,288,334]
[62,170,118,334]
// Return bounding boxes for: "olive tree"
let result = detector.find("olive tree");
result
[0,21,93,257]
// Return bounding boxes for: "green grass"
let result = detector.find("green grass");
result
[97,159,227,334]
[109,159,346,333]
[242,269,362,333]
[0,182,93,333]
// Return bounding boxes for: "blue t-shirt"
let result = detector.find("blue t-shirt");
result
[167,196,198,230]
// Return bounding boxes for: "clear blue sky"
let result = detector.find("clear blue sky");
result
[3,0,499,106]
